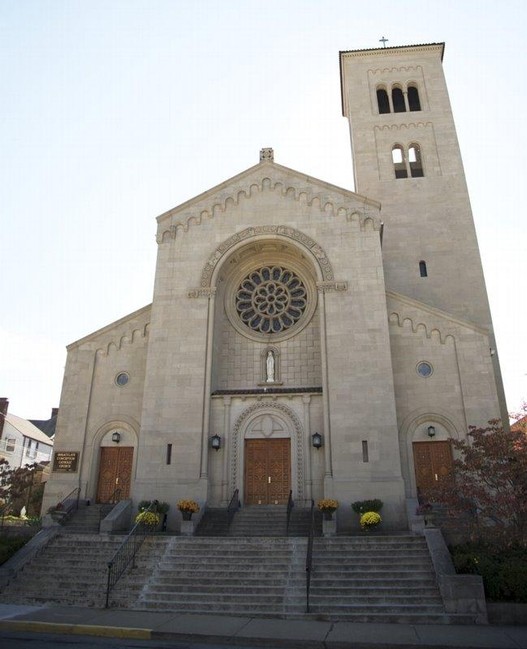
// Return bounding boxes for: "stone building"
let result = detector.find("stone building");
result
[42,43,506,531]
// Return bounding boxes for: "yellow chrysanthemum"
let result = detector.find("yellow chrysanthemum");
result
[135,511,160,527]
[360,511,381,528]
[177,499,200,513]
[317,498,339,512]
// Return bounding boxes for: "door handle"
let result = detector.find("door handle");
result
[116,478,119,485]
[268,476,271,484]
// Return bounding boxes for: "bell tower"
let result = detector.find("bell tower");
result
[339,42,507,420]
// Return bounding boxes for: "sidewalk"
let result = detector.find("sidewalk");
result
[0,604,526,648]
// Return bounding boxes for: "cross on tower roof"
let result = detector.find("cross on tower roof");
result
[379,36,388,48]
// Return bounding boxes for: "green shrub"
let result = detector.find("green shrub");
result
[351,499,383,514]
[0,536,27,565]
[451,543,527,602]
[138,500,169,514]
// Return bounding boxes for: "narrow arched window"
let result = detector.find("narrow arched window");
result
[408,85,421,111]
[376,87,390,114]
[392,87,406,113]
[392,145,408,179]
[409,144,424,177]
[419,261,428,277]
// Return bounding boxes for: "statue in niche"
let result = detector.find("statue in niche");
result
[266,350,275,383]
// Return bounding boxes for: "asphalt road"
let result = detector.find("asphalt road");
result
[0,631,260,649]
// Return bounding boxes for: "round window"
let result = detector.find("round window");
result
[416,362,433,378]
[235,266,307,335]
[115,372,129,387]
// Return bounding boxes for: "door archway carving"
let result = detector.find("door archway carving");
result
[230,402,305,502]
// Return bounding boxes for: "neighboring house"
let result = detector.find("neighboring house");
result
[30,408,59,440]
[0,399,54,470]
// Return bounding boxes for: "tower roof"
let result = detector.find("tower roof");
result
[339,42,445,59]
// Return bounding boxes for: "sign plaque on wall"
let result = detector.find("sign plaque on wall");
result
[52,451,79,473]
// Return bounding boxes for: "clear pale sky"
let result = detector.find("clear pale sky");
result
[1,0,525,419]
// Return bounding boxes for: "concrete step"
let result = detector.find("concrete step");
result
[0,522,459,624]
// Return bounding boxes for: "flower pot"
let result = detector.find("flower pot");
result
[180,520,195,536]
[322,518,337,536]
[323,510,335,520]
[181,511,193,521]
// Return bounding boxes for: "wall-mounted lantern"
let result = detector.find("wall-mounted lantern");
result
[312,432,323,449]
[210,434,221,451]
[427,425,436,438]
[111,431,121,444]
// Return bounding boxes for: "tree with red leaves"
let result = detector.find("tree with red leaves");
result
[430,409,527,546]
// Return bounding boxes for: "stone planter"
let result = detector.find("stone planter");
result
[322,518,336,537]
[180,520,195,536]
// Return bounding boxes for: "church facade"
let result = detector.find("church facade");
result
[43,43,506,531]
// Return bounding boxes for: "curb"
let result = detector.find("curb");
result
[0,620,152,640]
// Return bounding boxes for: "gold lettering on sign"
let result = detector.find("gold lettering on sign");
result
[52,451,79,473]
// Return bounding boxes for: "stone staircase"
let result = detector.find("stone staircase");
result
[0,532,169,609]
[0,523,477,623]
[138,536,306,616]
[196,505,322,537]
[136,534,473,623]
[308,535,464,623]
[60,503,114,534]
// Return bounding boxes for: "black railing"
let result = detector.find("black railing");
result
[286,490,294,535]
[227,488,240,527]
[305,498,315,613]
[50,487,80,524]
[99,487,122,531]
[105,500,158,608]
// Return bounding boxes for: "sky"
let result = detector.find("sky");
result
[1,0,526,420]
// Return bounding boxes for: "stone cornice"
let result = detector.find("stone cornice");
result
[67,304,151,352]
[387,290,489,341]
[340,43,445,60]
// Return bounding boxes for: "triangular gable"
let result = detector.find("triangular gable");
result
[156,157,381,243]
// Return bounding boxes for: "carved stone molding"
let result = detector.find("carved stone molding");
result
[157,175,379,244]
[200,225,334,288]
[94,323,150,357]
[374,121,433,132]
[187,287,217,299]
[317,281,348,293]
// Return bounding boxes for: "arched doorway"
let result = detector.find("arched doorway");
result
[231,404,305,505]
[413,440,453,499]
[245,437,291,505]
[94,426,136,503]
[96,446,133,503]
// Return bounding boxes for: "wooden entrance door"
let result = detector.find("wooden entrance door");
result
[244,438,291,505]
[413,441,453,497]
[96,447,133,503]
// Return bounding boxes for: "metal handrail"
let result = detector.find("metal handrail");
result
[60,486,81,511]
[286,490,294,535]
[50,487,80,523]
[227,488,240,527]
[105,500,158,608]
[305,498,315,613]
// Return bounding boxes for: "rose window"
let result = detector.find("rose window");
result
[235,266,308,334]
